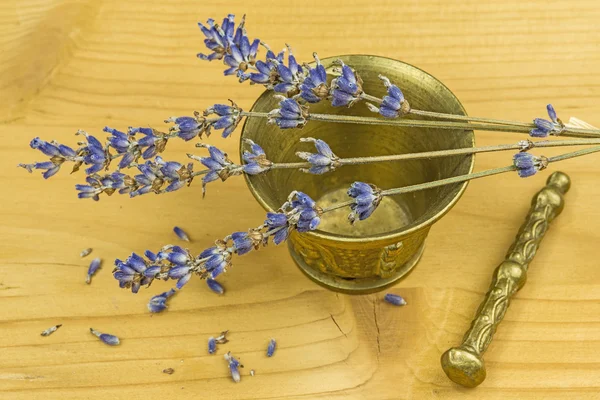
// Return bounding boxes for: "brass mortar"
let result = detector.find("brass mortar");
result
[241,55,475,293]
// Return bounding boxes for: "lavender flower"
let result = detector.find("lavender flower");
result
[103,127,139,168]
[513,153,548,178]
[230,230,263,255]
[384,293,407,306]
[173,226,190,242]
[203,101,243,138]
[76,156,193,200]
[197,15,236,61]
[208,337,217,354]
[86,258,102,284]
[272,45,304,96]
[242,139,272,175]
[265,191,322,243]
[366,75,410,118]
[76,172,129,200]
[41,324,62,337]
[112,192,322,293]
[206,278,224,294]
[163,116,207,141]
[296,138,340,174]
[300,53,329,103]
[20,134,103,178]
[224,352,242,383]
[530,104,564,137]
[197,15,261,81]
[248,59,275,85]
[347,182,382,223]
[199,242,232,279]
[190,144,242,196]
[330,60,363,107]
[90,328,120,346]
[267,96,308,129]
[113,252,158,293]
[266,338,277,357]
[147,288,177,313]
[130,157,194,197]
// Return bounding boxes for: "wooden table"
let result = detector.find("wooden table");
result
[2,1,599,398]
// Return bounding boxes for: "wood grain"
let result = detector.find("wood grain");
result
[1,0,599,398]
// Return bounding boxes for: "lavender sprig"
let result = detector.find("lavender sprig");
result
[197,14,310,99]
[112,191,322,292]
[110,145,600,300]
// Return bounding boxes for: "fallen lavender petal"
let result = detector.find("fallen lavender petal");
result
[173,226,190,242]
[383,293,407,306]
[41,324,62,337]
[90,328,120,346]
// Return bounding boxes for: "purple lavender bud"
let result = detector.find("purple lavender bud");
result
[208,337,217,354]
[207,278,224,295]
[224,352,241,383]
[513,152,546,178]
[266,338,277,357]
[86,258,102,284]
[173,226,190,242]
[330,60,362,107]
[147,289,176,313]
[384,293,407,306]
[267,97,307,129]
[547,104,558,123]
[231,231,255,255]
[347,182,382,224]
[144,250,157,262]
[176,273,192,289]
[296,138,339,174]
[300,53,328,103]
[90,328,120,346]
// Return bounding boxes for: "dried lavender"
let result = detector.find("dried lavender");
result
[384,293,407,306]
[147,288,177,313]
[513,153,548,178]
[80,248,93,257]
[112,191,321,293]
[173,226,190,242]
[347,182,382,224]
[89,328,120,346]
[296,137,340,174]
[86,258,102,284]
[209,330,229,354]
[208,337,217,354]
[206,278,224,294]
[330,60,363,107]
[366,75,410,118]
[266,338,277,357]
[530,104,565,137]
[224,352,242,383]
[41,324,62,337]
